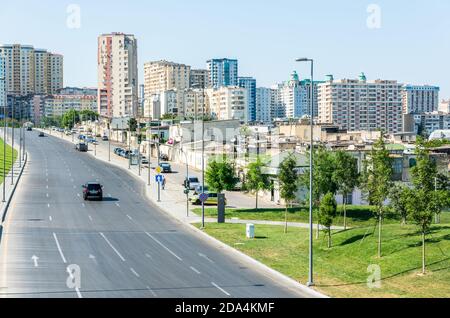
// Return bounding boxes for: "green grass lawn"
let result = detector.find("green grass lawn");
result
[0,138,18,184]
[196,222,450,298]
[194,205,450,228]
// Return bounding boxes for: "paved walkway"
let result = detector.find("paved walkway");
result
[0,128,26,217]
[43,129,345,230]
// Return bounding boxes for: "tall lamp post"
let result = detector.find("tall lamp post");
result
[10,100,15,185]
[1,75,6,202]
[296,57,314,287]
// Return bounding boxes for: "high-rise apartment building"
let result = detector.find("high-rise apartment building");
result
[143,60,191,118]
[206,86,247,122]
[97,33,138,118]
[256,87,279,123]
[318,73,403,134]
[278,71,320,119]
[238,77,256,122]
[0,55,6,108]
[190,69,209,89]
[439,100,450,113]
[206,58,238,88]
[0,44,63,95]
[402,85,440,114]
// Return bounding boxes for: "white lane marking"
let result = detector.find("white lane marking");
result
[46,193,49,198]
[53,233,67,264]
[115,202,120,207]
[130,268,140,278]
[49,216,53,222]
[126,215,133,221]
[145,253,152,259]
[66,267,83,299]
[190,266,201,274]
[47,203,50,208]
[145,232,182,261]
[107,194,112,198]
[77,193,81,197]
[198,253,215,264]
[88,215,93,221]
[99,233,125,262]
[46,185,49,189]
[212,282,231,296]
[82,203,86,208]
[147,286,157,297]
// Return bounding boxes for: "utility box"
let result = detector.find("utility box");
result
[217,193,226,223]
[246,224,255,239]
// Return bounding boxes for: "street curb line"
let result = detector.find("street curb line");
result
[45,131,328,298]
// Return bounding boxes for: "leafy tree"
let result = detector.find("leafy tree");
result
[388,184,411,226]
[61,110,80,129]
[333,151,360,230]
[79,110,99,122]
[301,147,338,237]
[205,159,237,194]
[319,192,337,248]
[360,136,393,258]
[435,172,450,191]
[128,118,138,133]
[246,158,272,210]
[279,154,299,233]
[406,189,443,274]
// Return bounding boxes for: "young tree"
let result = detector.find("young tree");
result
[406,189,439,274]
[319,192,338,248]
[333,151,359,230]
[128,118,138,133]
[279,154,299,234]
[205,159,237,194]
[388,183,411,226]
[246,158,271,210]
[360,136,393,258]
[301,147,338,238]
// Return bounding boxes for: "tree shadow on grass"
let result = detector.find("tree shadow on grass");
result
[316,257,450,288]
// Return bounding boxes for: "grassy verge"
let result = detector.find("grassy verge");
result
[0,139,18,184]
[195,222,450,298]
[193,205,450,228]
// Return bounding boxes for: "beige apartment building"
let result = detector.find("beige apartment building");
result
[318,74,403,134]
[206,86,247,122]
[0,44,63,95]
[143,60,191,118]
[97,33,138,118]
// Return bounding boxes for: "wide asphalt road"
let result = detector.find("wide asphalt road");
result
[0,130,313,298]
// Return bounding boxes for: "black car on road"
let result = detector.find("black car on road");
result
[82,182,104,201]
[38,132,45,137]
[76,143,88,152]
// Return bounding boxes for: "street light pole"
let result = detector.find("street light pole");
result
[18,105,22,168]
[11,101,15,185]
[3,100,7,202]
[201,85,206,229]
[296,57,314,287]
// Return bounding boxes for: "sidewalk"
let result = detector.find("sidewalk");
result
[45,129,333,229]
[0,128,27,221]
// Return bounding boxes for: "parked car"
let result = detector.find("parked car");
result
[184,177,200,190]
[76,143,88,152]
[191,193,226,206]
[160,162,172,173]
[82,182,103,201]
[194,185,209,195]
[141,156,149,164]
[38,132,45,137]
[102,136,109,141]
[114,147,123,155]
[27,127,33,131]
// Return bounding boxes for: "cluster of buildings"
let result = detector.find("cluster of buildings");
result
[1,32,449,141]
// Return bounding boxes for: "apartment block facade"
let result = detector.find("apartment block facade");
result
[256,87,279,124]
[439,100,450,113]
[190,69,209,89]
[206,86,247,121]
[318,74,403,134]
[143,60,191,118]
[0,55,6,108]
[402,85,440,114]
[207,58,238,88]
[0,44,63,95]
[97,33,138,118]
[238,77,256,122]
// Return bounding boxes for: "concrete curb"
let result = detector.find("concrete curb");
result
[46,131,328,298]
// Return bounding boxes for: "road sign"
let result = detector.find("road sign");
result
[155,166,162,174]
[155,175,165,183]
[199,193,209,204]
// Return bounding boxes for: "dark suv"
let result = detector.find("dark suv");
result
[82,182,103,201]
[76,143,88,152]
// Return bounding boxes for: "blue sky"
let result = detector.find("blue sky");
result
[1,0,449,98]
